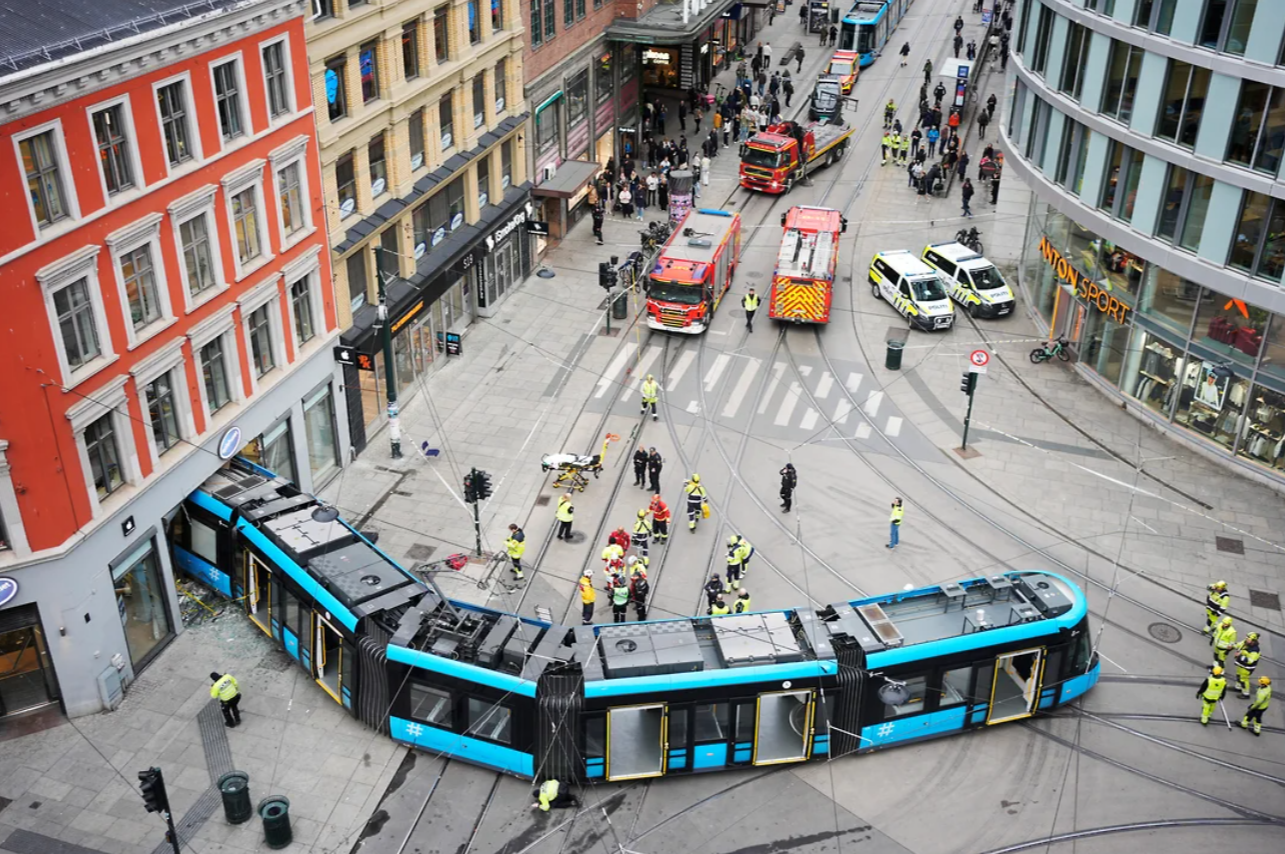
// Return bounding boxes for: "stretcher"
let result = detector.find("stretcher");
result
[541,434,619,492]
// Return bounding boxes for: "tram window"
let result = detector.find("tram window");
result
[341,641,354,693]
[1044,649,1064,688]
[667,706,688,748]
[585,715,605,755]
[466,697,512,744]
[409,683,453,727]
[813,694,830,732]
[189,515,219,563]
[1071,632,1092,674]
[973,664,994,703]
[282,588,301,638]
[885,675,927,718]
[693,703,729,741]
[733,702,755,742]
[939,667,972,708]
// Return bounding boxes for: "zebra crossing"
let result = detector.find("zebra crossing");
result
[590,343,909,440]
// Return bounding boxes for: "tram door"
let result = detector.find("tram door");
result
[244,553,272,636]
[606,704,667,781]
[752,690,814,765]
[987,648,1045,724]
[313,614,345,705]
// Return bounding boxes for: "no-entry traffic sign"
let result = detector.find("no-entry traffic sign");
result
[969,349,990,373]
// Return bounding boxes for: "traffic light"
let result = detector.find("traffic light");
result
[960,371,978,395]
[463,470,477,504]
[598,262,617,290]
[138,767,169,814]
[476,470,493,501]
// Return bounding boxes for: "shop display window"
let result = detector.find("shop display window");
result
[641,47,679,89]
[1172,358,1248,451]
[113,540,173,669]
[1192,287,1264,368]
[1237,383,1285,471]
[1257,311,1285,387]
[1137,265,1197,336]
[1123,329,1183,416]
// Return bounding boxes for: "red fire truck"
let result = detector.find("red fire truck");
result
[739,120,853,194]
[769,206,846,324]
[645,209,743,334]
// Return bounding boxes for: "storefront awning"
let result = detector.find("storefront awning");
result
[606,0,740,45]
[532,160,601,199]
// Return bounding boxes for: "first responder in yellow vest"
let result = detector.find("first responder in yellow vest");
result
[742,289,760,333]
[1203,580,1230,635]
[881,131,893,166]
[1212,617,1237,666]
[734,589,752,614]
[709,595,730,616]
[632,509,652,565]
[1196,666,1227,726]
[1241,676,1271,736]
[579,570,596,626]
[532,778,578,811]
[555,494,574,541]
[725,535,753,591]
[684,474,708,531]
[210,671,242,727]
[897,133,910,164]
[504,524,526,579]
[1234,633,1260,697]
[887,498,904,549]
[640,374,659,420]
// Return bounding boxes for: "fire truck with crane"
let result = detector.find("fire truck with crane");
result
[644,209,743,334]
[769,206,847,325]
[740,85,855,194]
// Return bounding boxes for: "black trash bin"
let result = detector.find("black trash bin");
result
[259,796,292,849]
[611,292,628,320]
[885,339,905,370]
[218,772,252,825]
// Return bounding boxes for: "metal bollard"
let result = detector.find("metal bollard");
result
[258,795,292,849]
[217,772,252,825]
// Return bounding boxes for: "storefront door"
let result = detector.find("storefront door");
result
[0,614,59,717]
[112,539,174,671]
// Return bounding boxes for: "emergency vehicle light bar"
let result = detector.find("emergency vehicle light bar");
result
[697,209,733,216]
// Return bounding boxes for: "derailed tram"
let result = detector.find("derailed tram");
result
[172,459,1100,781]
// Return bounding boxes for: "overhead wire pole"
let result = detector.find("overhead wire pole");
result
[373,246,403,459]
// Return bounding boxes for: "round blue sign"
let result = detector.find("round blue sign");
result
[218,426,242,460]
[432,226,447,246]
[0,577,17,608]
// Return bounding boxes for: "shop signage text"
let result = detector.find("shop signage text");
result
[642,49,671,65]
[392,299,425,334]
[486,203,534,251]
[0,577,18,608]
[218,427,242,460]
[1039,236,1132,324]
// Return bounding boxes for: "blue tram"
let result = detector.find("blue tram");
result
[173,459,1100,781]
[838,0,916,67]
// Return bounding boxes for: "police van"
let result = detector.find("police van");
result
[868,250,955,331]
[921,242,1016,319]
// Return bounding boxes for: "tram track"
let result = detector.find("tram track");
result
[975,817,1280,854]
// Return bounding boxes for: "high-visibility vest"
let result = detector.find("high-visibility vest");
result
[1206,590,1229,614]
[685,482,707,501]
[612,583,630,606]
[1215,625,1238,652]
[505,531,525,559]
[743,293,760,312]
[1235,647,1260,674]
[710,602,730,616]
[1250,684,1272,711]
[1202,675,1226,701]
[734,595,752,613]
[556,499,574,522]
[634,517,652,537]
[890,506,904,525]
[728,539,753,566]
[898,136,910,152]
[881,134,892,149]
[579,579,596,604]
[602,544,624,564]
[210,674,239,702]
[641,380,659,403]
[538,780,559,811]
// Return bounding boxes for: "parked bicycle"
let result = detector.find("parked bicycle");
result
[956,226,983,254]
[1030,336,1071,363]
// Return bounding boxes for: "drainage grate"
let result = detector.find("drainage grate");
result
[1249,589,1281,611]
[1215,536,1245,555]
[1148,623,1182,644]
[535,495,551,506]
[406,543,436,561]
[393,490,414,497]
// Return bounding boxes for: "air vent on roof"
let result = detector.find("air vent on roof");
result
[687,238,711,247]
[856,603,905,648]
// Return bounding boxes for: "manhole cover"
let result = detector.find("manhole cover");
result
[566,531,587,544]
[729,308,745,318]
[406,543,436,561]
[1215,536,1245,555]
[744,270,764,279]
[1249,589,1281,610]
[1148,622,1182,643]
[535,495,552,506]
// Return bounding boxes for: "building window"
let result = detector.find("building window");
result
[596,53,612,105]
[120,245,163,331]
[1230,190,1269,272]
[1102,41,1143,123]
[576,0,585,18]
[213,59,245,141]
[409,109,426,169]
[303,384,340,484]
[495,59,507,112]
[145,373,181,455]
[1155,0,1178,33]
[1016,0,1033,53]
[262,41,291,118]
[1029,4,1055,75]
[248,303,275,378]
[291,277,315,344]
[492,0,503,31]
[313,0,333,17]
[360,40,380,104]
[469,0,481,43]
[1059,22,1089,100]
[434,6,450,62]
[1156,61,1210,148]
[325,56,347,122]
[53,279,102,370]
[19,129,69,227]
[368,133,388,196]
[1228,81,1285,173]
[277,161,305,238]
[403,21,421,80]
[473,77,485,128]
[1179,174,1216,251]
[535,102,558,156]
[1133,0,1154,25]
[440,94,454,150]
[201,338,231,412]
[1054,120,1087,191]
[84,414,123,499]
[1105,146,1145,223]
[347,252,369,311]
[231,187,262,266]
[92,104,135,196]
[1200,0,1257,56]
[179,213,218,297]
[113,541,175,667]
[501,137,512,188]
[544,0,556,38]
[1156,164,1190,241]
[567,70,588,134]
[157,81,194,166]
[564,0,573,28]
[336,150,356,216]
[477,154,490,208]
[530,0,542,46]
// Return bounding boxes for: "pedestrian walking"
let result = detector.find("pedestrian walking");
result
[632,508,653,565]
[649,493,670,540]
[966,40,976,62]
[701,153,711,184]
[610,573,630,623]
[1213,617,1238,666]
[647,448,663,493]
[886,498,904,549]
[779,463,797,512]
[679,101,687,131]
[829,25,838,47]
[783,76,794,107]
[630,567,650,621]
[977,108,990,139]
[899,42,910,66]
[633,445,648,488]
[505,524,526,579]
[987,93,998,122]
[796,46,805,73]
[743,288,760,331]
[1196,666,1227,726]
[990,173,1001,204]
[954,14,964,34]
[961,178,975,217]
[927,126,940,157]
[579,570,596,624]
[1204,580,1230,635]
[1000,43,1010,70]
[763,42,772,65]
[591,203,604,245]
[953,33,963,57]
[1234,633,1261,696]
[933,81,947,106]
[957,150,970,180]
[684,473,708,531]
[1241,676,1271,735]
[734,589,753,614]
[210,671,242,727]
[555,493,575,540]
[923,58,933,85]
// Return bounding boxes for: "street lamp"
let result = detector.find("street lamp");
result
[373,247,403,459]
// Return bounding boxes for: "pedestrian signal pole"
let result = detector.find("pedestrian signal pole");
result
[463,468,492,556]
[138,767,181,854]
[599,257,618,334]
[959,370,979,450]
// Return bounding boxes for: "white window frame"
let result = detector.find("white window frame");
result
[0,441,31,558]
[238,275,287,392]
[12,119,80,239]
[65,375,140,517]
[268,135,314,251]
[37,245,117,389]
[188,305,243,423]
[85,93,146,205]
[130,339,196,468]
[169,184,229,313]
[221,159,273,281]
[209,53,251,150]
[151,72,204,177]
[259,34,298,126]
[281,248,325,355]
[106,212,177,350]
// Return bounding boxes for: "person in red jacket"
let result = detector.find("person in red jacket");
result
[649,495,671,542]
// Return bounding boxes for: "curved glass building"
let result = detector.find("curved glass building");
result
[1004,0,1285,489]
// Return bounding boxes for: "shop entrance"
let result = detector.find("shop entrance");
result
[987,648,1044,724]
[0,622,59,717]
